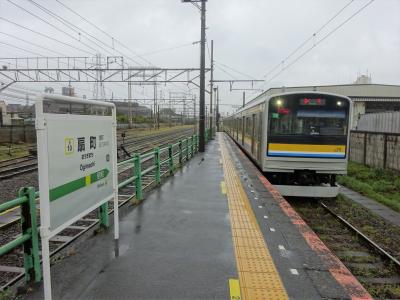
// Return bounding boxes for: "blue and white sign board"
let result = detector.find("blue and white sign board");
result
[35,94,119,300]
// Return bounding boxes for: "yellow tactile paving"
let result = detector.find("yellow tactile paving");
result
[220,136,288,300]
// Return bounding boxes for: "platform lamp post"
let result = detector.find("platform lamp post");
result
[182,0,207,152]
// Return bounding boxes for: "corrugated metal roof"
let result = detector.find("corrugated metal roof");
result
[252,84,400,102]
[350,97,400,102]
[356,111,400,133]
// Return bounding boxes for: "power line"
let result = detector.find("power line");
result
[6,0,101,55]
[0,41,45,57]
[215,65,237,80]
[0,31,66,57]
[214,61,256,80]
[260,0,355,80]
[261,0,375,88]
[53,0,192,95]
[55,0,153,66]
[27,0,143,66]
[0,16,93,55]
[139,42,197,57]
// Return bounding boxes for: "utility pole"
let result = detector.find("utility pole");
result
[183,99,186,125]
[153,84,157,130]
[209,39,214,139]
[242,91,246,108]
[194,95,197,134]
[157,104,160,130]
[128,82,133,128]
[169,97,172,127]
[215,86,220,132]
[199,0,206,151]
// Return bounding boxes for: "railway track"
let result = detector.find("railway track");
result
[0,160,38,180]
[0,128,195,290]
[289,198,400,299]
[0,127,193,180]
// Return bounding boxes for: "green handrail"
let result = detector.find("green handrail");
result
[0,187,41,284]
[0,134,204,287]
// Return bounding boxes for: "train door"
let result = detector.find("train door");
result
[241,116,245,145]
[251,114,255,155]
[235,118,238,141]
[257,112,262,162]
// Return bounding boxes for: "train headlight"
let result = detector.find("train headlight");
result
[337,101,342,106]
[276,99,283,106]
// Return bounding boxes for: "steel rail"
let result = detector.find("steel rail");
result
[320,201,400,269]
[0,128,193,179]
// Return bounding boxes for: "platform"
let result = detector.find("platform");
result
[340,186,400,227]
[25,133,371,300]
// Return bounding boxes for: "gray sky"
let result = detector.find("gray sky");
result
[0,0,399,113]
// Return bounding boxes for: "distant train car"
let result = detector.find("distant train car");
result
[224,91,352,197]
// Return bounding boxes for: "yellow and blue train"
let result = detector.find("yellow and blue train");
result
[224,91,352,198]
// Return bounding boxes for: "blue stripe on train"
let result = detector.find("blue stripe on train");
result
[267,152,345,158]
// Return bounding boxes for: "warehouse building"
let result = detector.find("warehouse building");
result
[260,82,400,128]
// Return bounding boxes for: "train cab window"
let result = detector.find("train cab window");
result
[268,94,349,136]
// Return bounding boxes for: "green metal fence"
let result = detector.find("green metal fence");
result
[0,187,41,283]
[0,134,201,286]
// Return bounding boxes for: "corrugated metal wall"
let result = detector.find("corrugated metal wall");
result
[349,131,400,171]
[356,112,400,133]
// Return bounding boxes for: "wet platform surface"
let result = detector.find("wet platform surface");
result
[25,133,371,299]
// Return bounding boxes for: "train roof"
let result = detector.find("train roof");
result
[232,91,351,116]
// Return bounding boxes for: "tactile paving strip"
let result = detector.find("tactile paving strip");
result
[220,136,288,300]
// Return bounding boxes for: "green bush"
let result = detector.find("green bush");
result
[395,177,400,191]
[338,162,400,213]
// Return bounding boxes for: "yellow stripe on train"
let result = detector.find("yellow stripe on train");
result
[268,143,346,153]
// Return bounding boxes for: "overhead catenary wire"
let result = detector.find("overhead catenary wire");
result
[0,1,195,103]
[139,42,197,57]
[53,0,197,95]
[259,0,375,90]
[214,61,257,80]
[0,31,67,57]
[0,16,93,55]
[26,0,143,66]
[6,0,103,55]
[260,0,355,80]
[215,65,238,80]
[0,41,45,57]
[55,0,153,67]
[55,0,192,95]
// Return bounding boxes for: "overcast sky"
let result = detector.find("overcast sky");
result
[0,0,399,113]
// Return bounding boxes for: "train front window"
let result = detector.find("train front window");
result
[268,94,349,136]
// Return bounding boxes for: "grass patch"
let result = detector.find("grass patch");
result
[338,162,400,213]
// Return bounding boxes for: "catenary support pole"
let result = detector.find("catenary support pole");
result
[209,39,214,139]
[199,0,206,151]
[216,86,220,132]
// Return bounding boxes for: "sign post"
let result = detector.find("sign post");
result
[35,94,118,300]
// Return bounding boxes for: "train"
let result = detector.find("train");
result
[224,91,352,198]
